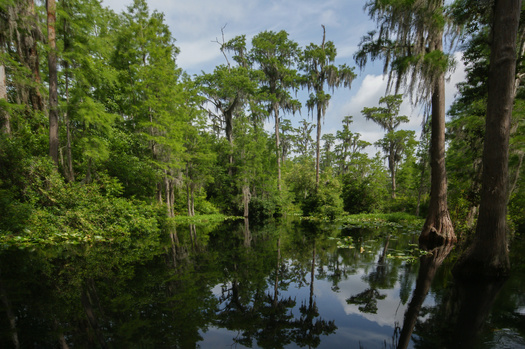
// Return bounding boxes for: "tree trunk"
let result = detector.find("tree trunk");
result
[419,34,456,248]
[454,0,520,279]
[389,150,396,199]
[169,178,175,217]
[242,183,250,218]
[27,0,44,111]
[274,104,282,192]
[315,104,322,188]
[165,172,172,217]
[187,183,195,217]
[15,0,44,111]
[156,182,162,203]
[47,0,59,166]
[224,101,236,176]
[64,68,75,182]
[0,61,10,135]
[62,15,74,182]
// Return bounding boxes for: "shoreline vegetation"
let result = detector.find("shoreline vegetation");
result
[0,0,522,279]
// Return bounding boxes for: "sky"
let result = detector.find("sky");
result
[102,0,467,156]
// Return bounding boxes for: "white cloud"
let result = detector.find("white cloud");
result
[176,39,224,73]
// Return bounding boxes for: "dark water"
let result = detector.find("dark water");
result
[0,218,524,348]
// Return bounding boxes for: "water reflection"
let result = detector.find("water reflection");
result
[396,243,454,348]
[0,219,523,348]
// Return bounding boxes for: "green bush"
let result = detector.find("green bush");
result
[301,170,344,220]
[249,196,277,222]
[342,178,377,214]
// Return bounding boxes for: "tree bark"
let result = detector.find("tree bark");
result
[389,149,396,199]
[27,0,44,111]
[64,68,75,182]
[315,104,322,188]
[274,104,282,192]
[15,0,45,111]
[165,172,172,217]
[47,0,59,166]
[242,183,250,218]
[0,61,10,135]
[419,34,456,248]
[454,0,520,279]
[62,14,74,182]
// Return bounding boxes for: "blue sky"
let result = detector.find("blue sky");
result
[102,0,466,155]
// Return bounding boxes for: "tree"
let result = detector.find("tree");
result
[110,0,186,204]
[279,118,294,164]
[454,0,521,279]
[47,0,59,165]
[57,0,121,182]
[335,116,370,175]
[446,0,525,231]
[293,119,315,159]
[320,133,336,170]
[249,30,301,193]
[196,32,257,173]
[300,25,356,188]
[361,94,414,198]
[355,0,456,246]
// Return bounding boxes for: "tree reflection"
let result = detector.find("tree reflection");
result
[215,224,337,348]
[346,234,395,314]
[410,270,507,348]
[397,243,454,348]
[347,288,387,314]
[293,239,337,348]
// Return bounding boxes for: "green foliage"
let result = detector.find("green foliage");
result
[337,212,424,229]
[301,168,344,220]
[249,196,278,222]
[341,154,389,214]
[386,243,432,264]
[0,155,165,247]
[356,0,455,103]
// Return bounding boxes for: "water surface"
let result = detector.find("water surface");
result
[0,218,524,348]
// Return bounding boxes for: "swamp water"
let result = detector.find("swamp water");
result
[0,218,524,348]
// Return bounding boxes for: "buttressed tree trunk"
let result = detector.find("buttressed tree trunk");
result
[419,34,456,248]
[47,0,59,166]
[454,0,520,279]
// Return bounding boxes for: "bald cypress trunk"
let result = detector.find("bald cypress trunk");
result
[454,0,520,279]
[419,34,456,248]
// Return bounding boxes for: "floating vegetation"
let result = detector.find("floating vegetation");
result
[386,243,432,263]
[329,236,355,249]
